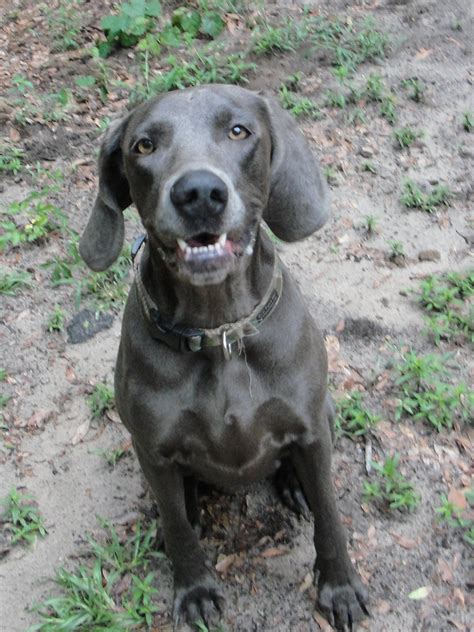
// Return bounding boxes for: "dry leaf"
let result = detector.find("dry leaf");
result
[375,599,391,614]
[313,611,333,631]
[71,419,91,445]
[26,409,54,430]
[415,48,432,59]
[437,558,454,584]
[408,585,431,600]
[448,487,468,510]
[299,572,313,593]
[390,532,419,550]
[260,546,289,558]
[215,554,236,573]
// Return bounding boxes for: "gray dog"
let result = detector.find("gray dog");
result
[80,84,368,630]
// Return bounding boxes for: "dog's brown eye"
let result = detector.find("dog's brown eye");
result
[135,138,154,155]
[228,125,250,140]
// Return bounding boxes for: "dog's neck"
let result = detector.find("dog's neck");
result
[141,230,275,329]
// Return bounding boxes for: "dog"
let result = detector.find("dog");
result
[79,84,369,630]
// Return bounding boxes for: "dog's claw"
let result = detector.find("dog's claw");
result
[173,580,224,630]
[316,572,369,632]
[274,460,309,518]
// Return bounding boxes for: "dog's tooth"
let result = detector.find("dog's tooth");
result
[177,238,187,252]
[218,233,227,247]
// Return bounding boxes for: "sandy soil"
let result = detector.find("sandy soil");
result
[0,1,472,631]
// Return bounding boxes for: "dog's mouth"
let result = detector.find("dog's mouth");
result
[176,232,243,263]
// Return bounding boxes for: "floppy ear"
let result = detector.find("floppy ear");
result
[261,96,330,242]
[79,116,132,271]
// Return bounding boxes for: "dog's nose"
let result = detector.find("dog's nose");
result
[170,170,228,219]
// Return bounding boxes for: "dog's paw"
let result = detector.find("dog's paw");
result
[274,459,309,517]
[316,573,369,631]
[173,578,224,630]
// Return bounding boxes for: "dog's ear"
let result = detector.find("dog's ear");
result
[79,116,132,271]
[260,95,329,242]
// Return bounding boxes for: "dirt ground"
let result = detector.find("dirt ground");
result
[0,1,472,631]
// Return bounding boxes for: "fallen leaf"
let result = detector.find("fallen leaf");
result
[215,553,236,573]
[452,587,465,606]
[408,585,431,600]
[437,558,454,584]
[313,611,333,631]
[26,409,54,430]
[299,572,313,593]
[448,487,468,510]
[260,546,289,558]
[390,532,419,550]
[71,419,91,445]
[375,599,391,614]
[415,48,432,59]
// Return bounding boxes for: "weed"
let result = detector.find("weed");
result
[1,488,47,545]
[47,306,66,333]
[393,349,473,430]
[363,453,419,511]
[401,77,425,102]
[462,111,473,132]
[0,189,67,251]
[387,240,405,260]
[325,90,346,109]
[0,144,25,175]
[0,368,6,381]
[417,271,473,344]
[362,162,377,174]
[0,269,32,295]
[363,215,378,235]
[88,384,115,419]
[336,391,380,439]
[99,447,128,467]
[99,0,161,57]
[394,126,423,149]
[80,247,131,310]
[252,20,306,55]
[31,520,163,631]
[46,0,85,52]
[379,93,397,124]
[279,85,321,119]
[436,491,474,546]
[365,73,385,101]
[400,180,451,213]
[172,5,225,40]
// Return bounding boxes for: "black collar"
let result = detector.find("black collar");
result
[131,234,283,359]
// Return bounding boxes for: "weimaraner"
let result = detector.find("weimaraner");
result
[80,84,368,630]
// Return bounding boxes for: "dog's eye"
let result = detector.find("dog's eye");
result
[135,138,155,155]
[228,125,250,140]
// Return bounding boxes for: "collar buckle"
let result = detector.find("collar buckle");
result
[222,330,232,360]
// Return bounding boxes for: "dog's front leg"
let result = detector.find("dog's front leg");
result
[134,444,223,627]
[292,421,369,630]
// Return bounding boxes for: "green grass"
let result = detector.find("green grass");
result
[401,77,425,102]
[88,383,115,419]
[0,269,32,295]
[363,453,419,512]
[98,446,129,468]
[400,180,451,213]
[0,188,67,252]
[278,84,321,119]
[462,111,473,132]
[251,19,307,55]
[436,490,473,547]
[387,240,405,260]
[31,519,164,631]
[393,349,473,431]
[336,391,380,439]
[80,247,131,311]
[0,144,25,175]
[394,126,423,148]
[47,306,67,333]
[417,271,473,344]
[1,488,47,545]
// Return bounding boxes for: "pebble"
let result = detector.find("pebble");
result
[418,249,441,262]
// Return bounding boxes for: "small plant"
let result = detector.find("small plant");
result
[31,520,163,631]
[99,447,128,467]
[379,93,397,124]
[99,0,161,57]
[279,85,321,119]
[336,391,380,439]
[80,247,131,310]
[365,73,385,101]
[325,90,346,109]
[387,240,405,260]
[362,161,376,174]
[88,383,115,419]
[363,214,378,235]
[400,180,451,213]
[47,306,66,333]
[417,271,473,344]
[0,144,25,175]
[462,111,473,132]
[0,269,32,295]
[401,77,425,102]
[393,349,473,430]
[47,0,85,52]
[363,453,419,511]
[0,189,67,251]
[394,126,423,149]
[252,20,305,55]
[1,488,47,545]
[436,490,473,546]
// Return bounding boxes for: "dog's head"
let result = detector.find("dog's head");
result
[80,84,329,286]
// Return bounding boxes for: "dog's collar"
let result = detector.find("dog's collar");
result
[131,234,283,359]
